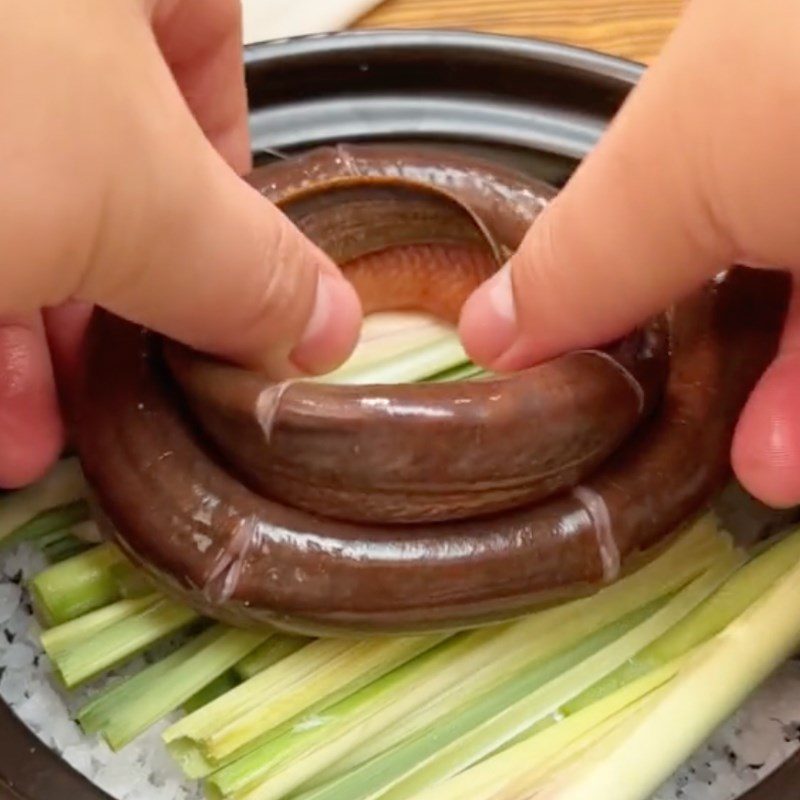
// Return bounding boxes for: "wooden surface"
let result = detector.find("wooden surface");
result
[358,0,683,65]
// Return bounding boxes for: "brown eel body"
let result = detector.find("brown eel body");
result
[73,144,789,636]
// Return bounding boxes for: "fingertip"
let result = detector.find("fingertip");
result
[289,273,363,376]
[732,352,800,508]
[0,321,64,488]
[458,263,520,369]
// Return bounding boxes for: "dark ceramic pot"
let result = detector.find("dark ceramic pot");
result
[0,28,796,800]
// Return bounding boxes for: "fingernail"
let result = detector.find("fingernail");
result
[290,272,362,374]
[459,262,519,365]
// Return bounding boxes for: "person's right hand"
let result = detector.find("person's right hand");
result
[459,0,800,509]
[0,0,362,488]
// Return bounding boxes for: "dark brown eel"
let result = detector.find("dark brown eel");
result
[73,144,789,636]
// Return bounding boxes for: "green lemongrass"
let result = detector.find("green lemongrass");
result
[0,457,87,545]
[205,540,733,800]
[206,635,445,762]
[205,637,475,800]
[311,517,730,784]
[79,625,267,749]
[322,313,457,384]
[565,524,800,715]
[425,362,486,382]
[49,596,200,687]
[299,556,739,800]
[110,560,154,599]
[31,543,125,626]
[166,639,361,749]
[534,530,800,800]
[41,533,91,564]
[235,635,314,680]
[291,604,660,800]
[1,500,89,555]
[323,335,470,385]
[408,659,683,800]
[185,671,241,714]
[169,635,444,765]
[41,594,157,658]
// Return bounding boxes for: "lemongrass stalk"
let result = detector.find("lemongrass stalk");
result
[312,517,730,784]
[172,517,723,784]
[41,594,157,658]
[3,499,89,556]
[79,625,267,749]
[531,528,800,800]
[298,556,739,800]
[50,596,200,687]
[79,625,217,732]
[205,637,471,800]
[185,671,241,714]
[165,639,359,749]
[323,313,455,384]
[323,336,470,385]
[426,362,486,382]
[41,533,91,564]
[565,524,800,715]
[30,543,125,626]
[235,635,314,680]
[0,457,86,544]
[168,635,444,766]
[209,635,445,763]
[399,660,683,800]
[290,604,660,800]
[206,555,732,800]
[110,560,154,599]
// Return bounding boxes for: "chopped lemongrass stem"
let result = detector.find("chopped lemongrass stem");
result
[30,543,126,626]
[205,635,445,763]
[322,313,457,384]
[40,594,158,658]
[322,335,470,385]
[565,524,800,716]
[370,557,740,800]
[1,499,89,553]
[166,635,444,765]
[0,458,87,544]
[205,532,733,800]
[79,625,267,750]
[292,604,660,800]
[49,596,200,688]
[41,533,91,564]
[235,635,313,680]
[312,516,730,784]
[535,525,800,800]
[110,560,155,599]
[185,670,241,714]
[375,659,684,800]
[425,362,487,382]
[296,555,738,800]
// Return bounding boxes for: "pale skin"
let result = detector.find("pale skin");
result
[1,0,797,512]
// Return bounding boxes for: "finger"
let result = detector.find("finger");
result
[75,68,362,377]
[150,0,250,174]
[458,0,736,370]
[732,288,800,507]
[0,315,63,488]
[43,300,94,412]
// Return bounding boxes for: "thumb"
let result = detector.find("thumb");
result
[458,1,736,371]
[77,104,361,378]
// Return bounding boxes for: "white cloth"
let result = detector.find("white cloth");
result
[241,0,383,44]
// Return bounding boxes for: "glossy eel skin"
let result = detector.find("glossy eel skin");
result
[73,145,789,636]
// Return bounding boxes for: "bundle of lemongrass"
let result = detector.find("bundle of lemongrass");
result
[2,313,800,800]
